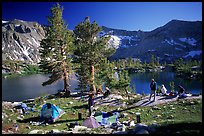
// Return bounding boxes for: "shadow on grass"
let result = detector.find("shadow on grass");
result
[17,116,84,124]
[152,122,202,134]
[158,95,178,100]
[17,116,41,123]
[71,104,88,110]
[52,118,83,124]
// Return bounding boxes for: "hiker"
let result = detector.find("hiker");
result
[178,85,187,98]
[178,85,185,95]
[88,93,94,116]
[103,87,110,98]
[149,79,157,101]
[96,87,103,95]
[161,84,167,96]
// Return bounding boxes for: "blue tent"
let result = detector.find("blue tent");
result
[40,103,64,123]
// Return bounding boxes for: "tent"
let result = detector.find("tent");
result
[95,111,119,126]
[82,116,101,128]
[40,103,64,123]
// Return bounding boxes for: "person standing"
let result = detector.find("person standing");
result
[149,79,157,102]
[88,93,94,116]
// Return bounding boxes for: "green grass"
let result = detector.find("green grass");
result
[2,94,202,134]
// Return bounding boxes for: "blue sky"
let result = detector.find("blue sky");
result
[2,2,202,31]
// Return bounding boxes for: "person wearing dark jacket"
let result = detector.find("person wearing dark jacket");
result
[88,93,94,116]
[149,79,157,102]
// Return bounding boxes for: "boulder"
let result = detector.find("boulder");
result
[105,128,114,133]
[28,129,43,134]
[112,131,128,134]
[49,129,61,134]
[108,94,124,100]
[136,129,149,134]
[153,114,162,118]
[134,123,149,133]
[129,121,135,127]
[152,106,161,110]
[26,126,31,129]
[167,115,174,119]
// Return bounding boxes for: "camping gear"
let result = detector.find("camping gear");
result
[82,116,100,128]
[69,122,79,128]
[15,103,28,114]
[40,103,64,123]
[95,111,119,126]
[178,93,188,99]
[136,112,141,123]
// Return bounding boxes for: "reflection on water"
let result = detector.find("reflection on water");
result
[2,74,79,102]
[2,71,202,102]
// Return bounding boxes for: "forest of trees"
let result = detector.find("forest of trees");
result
[39,3,130,96]
[22,3,201,97]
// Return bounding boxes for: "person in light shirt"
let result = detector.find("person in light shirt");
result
[161,84,168,96]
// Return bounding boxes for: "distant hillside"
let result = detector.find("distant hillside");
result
[2,19,202,65]
[101,20,202,63]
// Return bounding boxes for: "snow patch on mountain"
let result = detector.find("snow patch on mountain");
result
[108,35,121,49]
[179,37,197,46]
[184,50,202,58]
[2,20,9,24]
[162,39,176,46]
[148,49,156,52]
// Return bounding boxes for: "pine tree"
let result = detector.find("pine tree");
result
[73,17,115,94]
[117,70,131,100]
[39,3,73,96]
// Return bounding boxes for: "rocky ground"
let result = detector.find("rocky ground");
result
[2,93,202,134]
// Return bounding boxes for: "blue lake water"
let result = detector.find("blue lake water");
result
[129,71,202,95]
[2,71,202,102]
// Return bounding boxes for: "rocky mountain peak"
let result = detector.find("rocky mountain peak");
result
[2,19,46,64]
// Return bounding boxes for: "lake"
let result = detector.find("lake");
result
[2,71,202,102]
[129,71,202,95]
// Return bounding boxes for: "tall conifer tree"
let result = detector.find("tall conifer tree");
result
[39,3,73,96]
[73,17,115,94]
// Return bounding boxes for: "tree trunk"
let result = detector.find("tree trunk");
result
[91,65,96,94]
[125,88,130,101]
[63,66,70,96]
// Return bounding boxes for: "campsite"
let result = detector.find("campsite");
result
[2,91,202,134]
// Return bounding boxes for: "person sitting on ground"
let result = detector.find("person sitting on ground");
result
[96,87,103,95]
[103,87,111,98]
[161,84,168,96]
[178,85,187,98]
[178,85,185,95]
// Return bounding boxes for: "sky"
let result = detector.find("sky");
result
[2,2,202,31]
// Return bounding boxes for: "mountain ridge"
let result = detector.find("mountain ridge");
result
[2,19,202,65]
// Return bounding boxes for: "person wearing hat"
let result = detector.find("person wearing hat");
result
[161,84,167,96]
[149,79,157,102]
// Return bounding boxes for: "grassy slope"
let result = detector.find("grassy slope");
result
[2,94,202,134]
